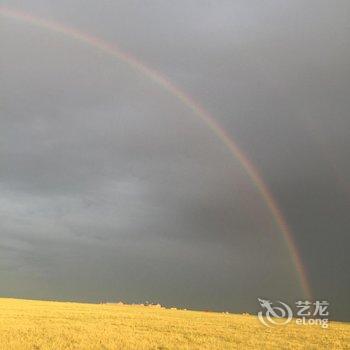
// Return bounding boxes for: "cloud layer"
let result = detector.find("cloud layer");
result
[1,0,349,319]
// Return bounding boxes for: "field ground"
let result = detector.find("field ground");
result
[0,298,349,349]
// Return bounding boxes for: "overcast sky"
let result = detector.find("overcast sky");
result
[1,1,349,320]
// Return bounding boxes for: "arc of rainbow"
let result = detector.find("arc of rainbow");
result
[0,6,312,300]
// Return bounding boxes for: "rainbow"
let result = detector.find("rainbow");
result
[0,6,312,300]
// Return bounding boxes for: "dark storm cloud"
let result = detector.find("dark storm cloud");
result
[1,1,349,319]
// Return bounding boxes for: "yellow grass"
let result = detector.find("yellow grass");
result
[0,298,349,349]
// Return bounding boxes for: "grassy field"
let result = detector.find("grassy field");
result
[0,298,349,349]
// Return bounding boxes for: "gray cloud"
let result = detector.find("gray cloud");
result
[1,1,349,319]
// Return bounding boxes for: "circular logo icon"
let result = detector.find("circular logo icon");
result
[258,298,293,327]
